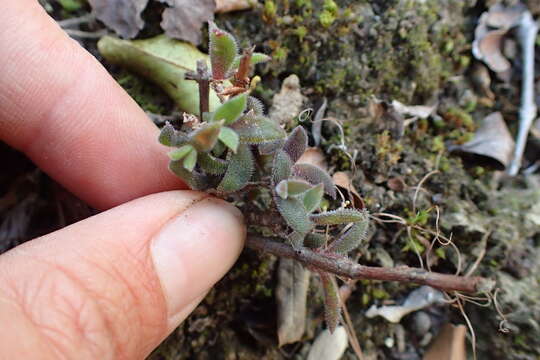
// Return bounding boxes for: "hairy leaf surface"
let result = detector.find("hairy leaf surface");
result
[218,127,240,153]
[276,197,313,234]
[292,163,336,199]
[190,122,222,152]
[209,22,237,79]
[169,161,208,190]
[168,144,194,161]
[232,114,287,144]
[217,144,254,192]
[310,208,366,225]
[328,212,369,253]
[198,153,228,175]
[212,93,247,125]
[283,126,308,163]
[319,271,341,334]
[272,150,293,185]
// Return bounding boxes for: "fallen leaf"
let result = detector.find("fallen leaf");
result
[98,35,224,114]
[88,0,149,38]
[332,172,364,209]
[297,147,327,170]
[365,286,445,323]
[158,0,215,45]
[391,100,437,119]
[473,29,511,73]
[215,0,253,13]
[387,177,406,192]
[423,324,467,360]
[307,326,348,360]
[449,112,515,170]
[276,258,310,346]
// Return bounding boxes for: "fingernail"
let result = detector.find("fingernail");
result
[151,198,244,324]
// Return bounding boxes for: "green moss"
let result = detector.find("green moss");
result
[319,10,336,27]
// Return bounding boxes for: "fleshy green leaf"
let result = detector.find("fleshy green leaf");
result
[283,126,308,163]
[209,22,238,80]
[212,140,226,157]
[212,93,247,125]
[159,122,176,146]
[231,52,271,69]
[190,122,222,152]
[217,144,254,192]
[218,127,240,152]
[328,211,370,253]
[288,231,305,249]
[97,35,225,114]
[247,96,265,115]
[276,197,313,234]
[310,208,366,225]
[304,233,327,249]
[286,180,312,195]
[168,144,194,161]
[169,161,208,190]
[272,150,293,185]
[232,114,287,144]
[183,148,197,171]
[292,163,336,199]
[302,183,324,213]
[275,180,289,199]
[319,271,341,333]
[198,153,228,175]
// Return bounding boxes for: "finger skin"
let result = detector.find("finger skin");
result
[0,191,245,359]
[0,0,184,210]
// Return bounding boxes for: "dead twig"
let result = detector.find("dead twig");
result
[247,236,494,294]
[508,12,539,175]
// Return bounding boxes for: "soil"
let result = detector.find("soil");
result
[2,0,540,359]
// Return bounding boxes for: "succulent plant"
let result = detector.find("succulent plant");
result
[158,22,369,333]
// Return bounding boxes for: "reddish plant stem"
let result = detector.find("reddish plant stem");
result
[246,236,493,294]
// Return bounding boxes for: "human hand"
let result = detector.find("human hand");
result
[0,1,245,358]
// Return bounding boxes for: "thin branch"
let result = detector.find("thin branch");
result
[185,60,210,119]
[246,236,494,294]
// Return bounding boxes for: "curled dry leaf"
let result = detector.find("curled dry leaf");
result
[423,324,467,360]
[332,172,363,208]
[297,147,328,170]
[215,0,253,13]
[88,0,149,38]
[365,286,445,323]
[276,258,310,347]
[307,326,348,360]
[472,3,527,75]
[158,0,216,45]
[391,100,437,119]
[449,112,515,170]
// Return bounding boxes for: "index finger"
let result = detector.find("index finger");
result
[0,0,185,210]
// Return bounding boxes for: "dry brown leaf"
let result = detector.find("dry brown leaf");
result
[88,0,149,38]
[276,258,310,347]
[332,172,363,209]
[158,0,215,45]
[423,324,467,360]
[297,147,327,170]
[215,0,253,13]
[473,29,511,73]
[391,100,437,119]
[450,112,515,170]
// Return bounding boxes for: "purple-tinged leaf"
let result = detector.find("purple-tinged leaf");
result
[286,179,312,195]
[183,148,197,171]
[304,233,327,249]
[168,144,194,161]
[212,93,247,125]
[158,0,215,45]
[259,140,285,155]
[310,208,366,225]
[328,210,369,254]
[88,0,149,39]
[209,21,237,80]
[302,183,324,213]
[218,127,240,153]
[272,150,293,185]
[319,271,341,334]
[169,160,208,190]
[190,122,222,152]
[276,196,314,234]
[283,126,308,163]
[231,114,287,144]
[198,153,228,175]
[217,144,254,192]
[292,163,336,199]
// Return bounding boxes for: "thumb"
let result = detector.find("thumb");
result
[0,191,245,359]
